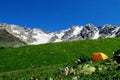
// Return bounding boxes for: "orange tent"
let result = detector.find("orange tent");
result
[92,52,108,61]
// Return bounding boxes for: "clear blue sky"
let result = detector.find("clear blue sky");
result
[0,0,120,32]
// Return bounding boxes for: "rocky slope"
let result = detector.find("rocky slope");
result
[0,24,26,47]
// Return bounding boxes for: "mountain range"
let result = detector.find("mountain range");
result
[0,23,120,47]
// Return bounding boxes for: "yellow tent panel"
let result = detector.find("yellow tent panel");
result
[92,52,108,61]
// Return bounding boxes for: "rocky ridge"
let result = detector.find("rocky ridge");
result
[0,23,120,45]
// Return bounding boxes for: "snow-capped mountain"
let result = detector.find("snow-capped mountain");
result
[0,23,120,45]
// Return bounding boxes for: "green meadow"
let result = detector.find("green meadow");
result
[0,38,120,79]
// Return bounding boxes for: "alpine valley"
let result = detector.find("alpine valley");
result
[1,23,120,79]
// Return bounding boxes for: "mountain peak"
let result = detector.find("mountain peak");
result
[85,23,96,30]
[85,23,94,26]
[102,24,113,29]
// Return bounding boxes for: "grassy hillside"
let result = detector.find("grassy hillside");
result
[0,38,120,79]
[0,38,120,73]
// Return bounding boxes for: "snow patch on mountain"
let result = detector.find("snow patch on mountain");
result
[72,26,83,35]
[31,29,53,44]
[92,31,100,39]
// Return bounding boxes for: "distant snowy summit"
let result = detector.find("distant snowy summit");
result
[0,23,120,45]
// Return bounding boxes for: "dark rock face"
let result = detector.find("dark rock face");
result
[113,49,120,63]
[80,26,98,39]
[0,29,26,47]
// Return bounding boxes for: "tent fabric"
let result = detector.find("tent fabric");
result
[92,52,108,61]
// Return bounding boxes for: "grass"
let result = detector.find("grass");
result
[0,38,120,79]
[0,38,120,72]
[0,64,63,80]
